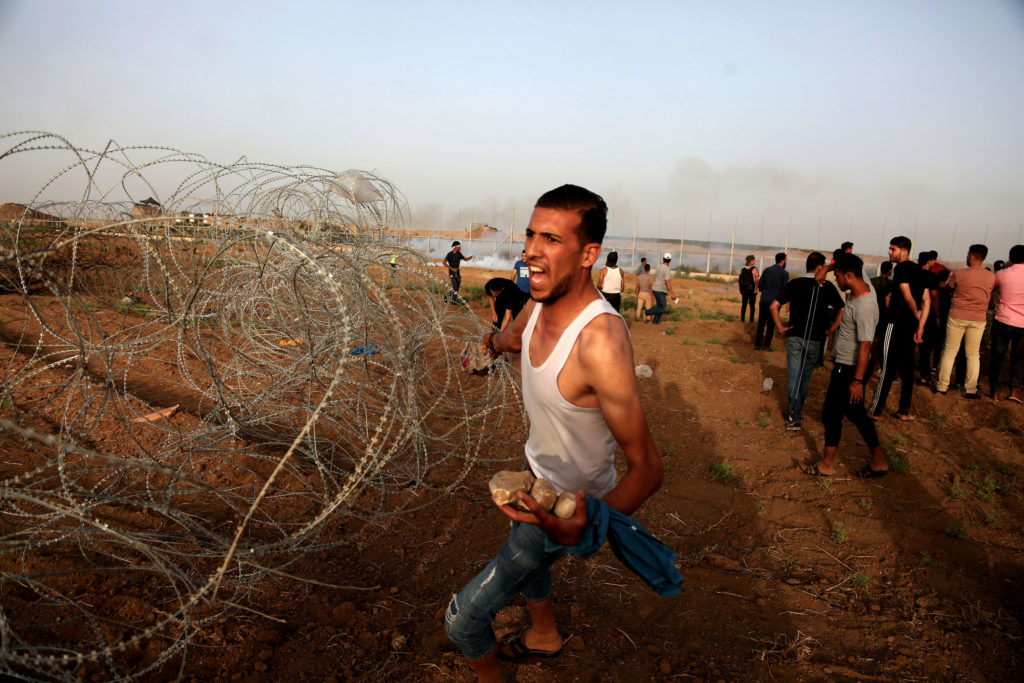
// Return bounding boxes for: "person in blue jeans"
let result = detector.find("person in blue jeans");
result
[770,252,844,430]
[445,185,663,682]
[644,252,678,324]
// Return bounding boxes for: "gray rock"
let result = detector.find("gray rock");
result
[489,470,535,506]
[529,478,558,511]
[553,491,577,519]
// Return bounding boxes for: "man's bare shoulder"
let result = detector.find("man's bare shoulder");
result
[576,313,633,368]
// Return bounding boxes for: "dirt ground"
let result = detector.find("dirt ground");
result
[6,264,1024,682]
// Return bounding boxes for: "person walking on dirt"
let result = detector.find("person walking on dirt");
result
[635,262,654,322]
[645,253,678,324]
[738,255,759,323]
[755,252,788,350]
[868,236,930,420]
[770,252,844,431]
[445,185,664,683]
[443,241,474,303]
[596,250,624,312]
[802,253,887,478]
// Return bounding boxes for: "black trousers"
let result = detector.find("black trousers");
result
[823,364,881,449]
[740,292,757,322]
[870,322,917,416]
[755,301,776,348]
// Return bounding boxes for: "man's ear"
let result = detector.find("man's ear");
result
[580,243,601,269]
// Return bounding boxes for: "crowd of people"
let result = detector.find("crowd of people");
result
[740,238,1023,475]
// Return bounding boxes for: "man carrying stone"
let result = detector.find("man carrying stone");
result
[443,240,474,302]
[770,252,845,431]
[444,185,663,682]
[803,253,887,478]
[645,252,679,324]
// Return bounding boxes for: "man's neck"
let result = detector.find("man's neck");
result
[848,278,869,297]
[538,276,601,331]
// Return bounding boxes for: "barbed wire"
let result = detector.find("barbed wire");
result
[0,131,525,681]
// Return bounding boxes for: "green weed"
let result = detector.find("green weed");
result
[849,571,870,587]
[663,326,676,336]
[680,336,698,346]
[949,483,965,500]
[885,454,910,474]
[754,500,765,513]
[831,521,849,544]
[857,499,872,512]
[996,417,1009,433]
[919,551,940,567]
[708,460,737,483]
[756,410,771,429]
[707,336,728,346]
[730,354,741,363]
[944,521,968,539]
[983,509,1002,526]
[698,310,738,322]
[817,478,833,491]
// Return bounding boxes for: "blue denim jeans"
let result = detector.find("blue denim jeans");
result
[444,522,564,660]
[785,336,823,422]
[646,291,668,324]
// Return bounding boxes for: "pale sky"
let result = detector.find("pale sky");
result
[1,0,1022,257]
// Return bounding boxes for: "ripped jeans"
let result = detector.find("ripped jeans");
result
[444,521,564,660]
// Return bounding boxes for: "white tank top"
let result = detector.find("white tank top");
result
[601,267,623,294]
[521,297,622,498]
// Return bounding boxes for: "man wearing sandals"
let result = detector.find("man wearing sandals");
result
[804,253,888,478]
[443,185,663,682]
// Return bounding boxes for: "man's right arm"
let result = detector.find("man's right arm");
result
[487,299,536,354]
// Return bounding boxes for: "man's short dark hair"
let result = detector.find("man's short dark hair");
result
[484,278,508,296]
[640,257,647,263]
[890,236,912,252]
[834,253,864,279]
[927,250,938,261]
[644,263,651,272]
[605,251,618,267]
[535,184,608,245]
[918,251,931,266]
[806,251,826,272]
[880,260,893,275]
[775,252,786,264]
[841,241,854,251]
[1010,244,1024,265]
[968,244,988,261]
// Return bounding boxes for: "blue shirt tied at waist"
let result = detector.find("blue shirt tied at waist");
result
[544,497,684,597]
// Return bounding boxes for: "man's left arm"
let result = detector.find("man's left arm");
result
[915,291,930,343]
[583,318,664,514]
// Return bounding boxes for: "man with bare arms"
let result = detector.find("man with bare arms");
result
[444,185,664,682]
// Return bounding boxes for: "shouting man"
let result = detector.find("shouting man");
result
[444,185,664,682]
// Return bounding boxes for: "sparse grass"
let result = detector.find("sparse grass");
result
[885,454,910,474]
[730,354,741,363]
[983,509,1002,526]
[849,571,870,588]
[698,310,738,322]
[817,478,833,491]
[944,521,968,539]
[831,521,849,544]
[707,336,728,345]
[680,336,698,346]
[754,500,765,513]
[714,295,742,304]
[621,295,637,311]
[919,551,941,567]
[890,434,908,446]
[663,325,676,336]
[462,284,486,302]
[950,483,965,500]
[996,416,1010,433]
[708,459,737,483]
[756,410,771,429]
[857,499,872,512]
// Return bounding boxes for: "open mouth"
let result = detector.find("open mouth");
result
[528,265,547,289]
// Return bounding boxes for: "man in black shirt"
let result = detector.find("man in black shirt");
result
[755,252,788,351]
[443,240,474,303]
[770,252,845,431]
[485,278,529,331]
[916,251,942,384]
[868,236,930,420]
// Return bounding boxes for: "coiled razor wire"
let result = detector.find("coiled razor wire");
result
[0,132,526,681]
